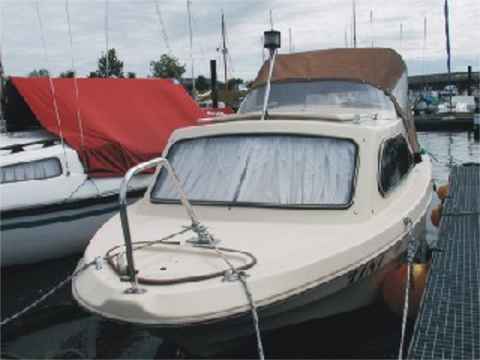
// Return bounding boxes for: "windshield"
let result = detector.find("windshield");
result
[151,134,357,208]
[239,80,395,114]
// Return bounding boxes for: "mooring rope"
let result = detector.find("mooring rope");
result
[398,217,417,360]
[0,259,98,327]
[107,222,265,359]
[190,223,265,360]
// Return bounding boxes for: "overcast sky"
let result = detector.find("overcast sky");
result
[1,0,479,81]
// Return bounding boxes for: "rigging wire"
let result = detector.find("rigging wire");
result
[104,0,109,77]
[186,0,196,97]
[190,9,207,65]
[65,0,87,168]
[153,0,172,55]
[34,1,71,176]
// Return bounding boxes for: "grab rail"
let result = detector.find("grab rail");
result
[119,157,202,293]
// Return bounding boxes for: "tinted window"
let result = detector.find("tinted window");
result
[0,158,62,184]
[379,135,413,195]
[152,135,357,208]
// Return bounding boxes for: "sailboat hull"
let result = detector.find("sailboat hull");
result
[1,191,145,267]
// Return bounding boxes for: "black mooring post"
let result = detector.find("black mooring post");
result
[474,97,480,141]
[467,66,472,96]
[210,59,218,109]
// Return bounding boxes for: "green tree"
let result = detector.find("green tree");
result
[127,72,136,79]
[59,70,75,78]
[93,48,124,78]
[28,69,50,77]
[195,75,210,92]
[150,54,186,80]
[227,78,244,91]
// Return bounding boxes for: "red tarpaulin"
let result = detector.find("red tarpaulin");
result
[11,77,202,177]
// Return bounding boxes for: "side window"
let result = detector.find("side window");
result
[0,158,63,184]
[379,135,413,195]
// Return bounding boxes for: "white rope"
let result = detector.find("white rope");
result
[153,0,172,55]
[398,218,417,360]
[191,224,265,360]
[65,0,87,167]
[0,259,97,327]
[34,1,71,176]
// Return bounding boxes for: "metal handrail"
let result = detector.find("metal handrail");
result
[119,157,201,293]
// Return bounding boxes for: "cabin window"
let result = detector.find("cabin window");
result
[378,135,413,195]
[0,158,63,184]
[151,134,357,208]
[239,81,396,114]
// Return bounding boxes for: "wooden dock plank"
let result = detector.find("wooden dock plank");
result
[408,164,480,359]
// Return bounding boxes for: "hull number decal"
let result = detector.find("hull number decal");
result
[347,254,385,285]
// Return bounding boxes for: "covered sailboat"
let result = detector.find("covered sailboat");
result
[0,77,201,266]
[73,48,432,354]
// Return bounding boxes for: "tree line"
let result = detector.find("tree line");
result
[28,48,244,92]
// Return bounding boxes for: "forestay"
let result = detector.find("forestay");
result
[152,134,357,207]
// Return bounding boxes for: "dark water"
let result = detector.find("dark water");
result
[1,131,479,359]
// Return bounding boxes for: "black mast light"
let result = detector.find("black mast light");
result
[264,30,281,51]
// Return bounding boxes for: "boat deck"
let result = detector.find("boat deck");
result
[408,164,480,359]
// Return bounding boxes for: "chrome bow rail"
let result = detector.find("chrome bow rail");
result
[119,157,209,294]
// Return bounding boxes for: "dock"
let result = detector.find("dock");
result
[415,113,474,132]
[408,163,480,359]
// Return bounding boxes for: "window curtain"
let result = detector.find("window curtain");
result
[152,135,356,206]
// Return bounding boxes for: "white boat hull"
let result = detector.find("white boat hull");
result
[1,191,145,267]
[73,215,427,355]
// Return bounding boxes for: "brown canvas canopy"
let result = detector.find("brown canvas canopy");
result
[252,48,419,152]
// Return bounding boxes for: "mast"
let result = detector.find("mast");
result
[422,16,428,95]
[221,11,228,91]
[400,23,403,51]
[289,28,293,53]
[0,56,4,124]
[187,0,196,98]
[352,0,357,48]
[105,0,109,77]
[370,10,374,47]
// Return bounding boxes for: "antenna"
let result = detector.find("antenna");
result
[269,9,274,29]
[186,0,196,98]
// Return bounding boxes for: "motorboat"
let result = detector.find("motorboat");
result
[0,77,201,266]
[72,47,432,355]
